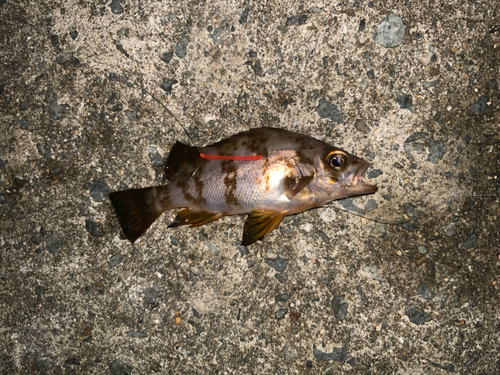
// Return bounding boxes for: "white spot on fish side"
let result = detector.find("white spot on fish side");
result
[268,168,285,189]
[320,208,336,222]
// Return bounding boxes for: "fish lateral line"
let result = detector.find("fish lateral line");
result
[199,153,262,161]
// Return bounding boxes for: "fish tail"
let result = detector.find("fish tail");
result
[109,186,169,243]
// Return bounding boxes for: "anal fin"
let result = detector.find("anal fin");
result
[168,208,223,228]
[242,209,284,246]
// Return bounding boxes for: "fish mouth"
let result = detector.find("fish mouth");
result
[348,161,378,194]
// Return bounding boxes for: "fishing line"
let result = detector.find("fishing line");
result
[124,75,202,154]
[119,74,424,227]
[122,74,262,161]
[324,203,408,225]
[117,74,498,226]
[326,192,499,226]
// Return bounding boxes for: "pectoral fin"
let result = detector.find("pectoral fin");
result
[169,208,222,228]
[284,174,314,200]
[242,209,284,246]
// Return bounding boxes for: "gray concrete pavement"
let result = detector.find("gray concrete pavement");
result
[1,0,499,373]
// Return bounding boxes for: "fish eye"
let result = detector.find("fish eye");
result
[327,151,347,169]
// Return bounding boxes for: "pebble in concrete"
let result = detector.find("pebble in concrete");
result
[127,331,147,338]
[373,13,407,47]
[36,143,52,159]
[275,307,288,319]
[148,146,165,166]
[85,219,104,237]
[160,51,174,64]
[45,234,64,254]
[109,0,123,14]
[463,233,478,248]
[469,96,487,115]
[109,254,125,267]
[313,346,347,362]
[354,119,371,134]
[440,223,457,237]
[175,38,189,58]
[109,359,132,375]
[87,178,111,202]
[265,257,289,273]
[332,295,348,320]
[405,305,431,325]
[317,98,343,123]
[416,285,434,299]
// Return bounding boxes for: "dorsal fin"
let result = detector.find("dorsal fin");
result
[165,141,200,180]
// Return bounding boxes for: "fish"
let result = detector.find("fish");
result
[109,127,378,246]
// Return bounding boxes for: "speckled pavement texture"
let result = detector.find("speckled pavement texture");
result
[1,0,499,374]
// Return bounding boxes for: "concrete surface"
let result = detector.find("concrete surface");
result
[1,0,499,374]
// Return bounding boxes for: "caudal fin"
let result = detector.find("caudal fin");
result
[109,187,165,242]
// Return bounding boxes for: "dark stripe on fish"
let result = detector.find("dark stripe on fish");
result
[221,160,239,206]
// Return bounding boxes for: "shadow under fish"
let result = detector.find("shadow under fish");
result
[109,127,378,246]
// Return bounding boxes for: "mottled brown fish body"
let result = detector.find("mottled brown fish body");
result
[110,128,377,245]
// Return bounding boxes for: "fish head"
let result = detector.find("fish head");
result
[311,146,378,202]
